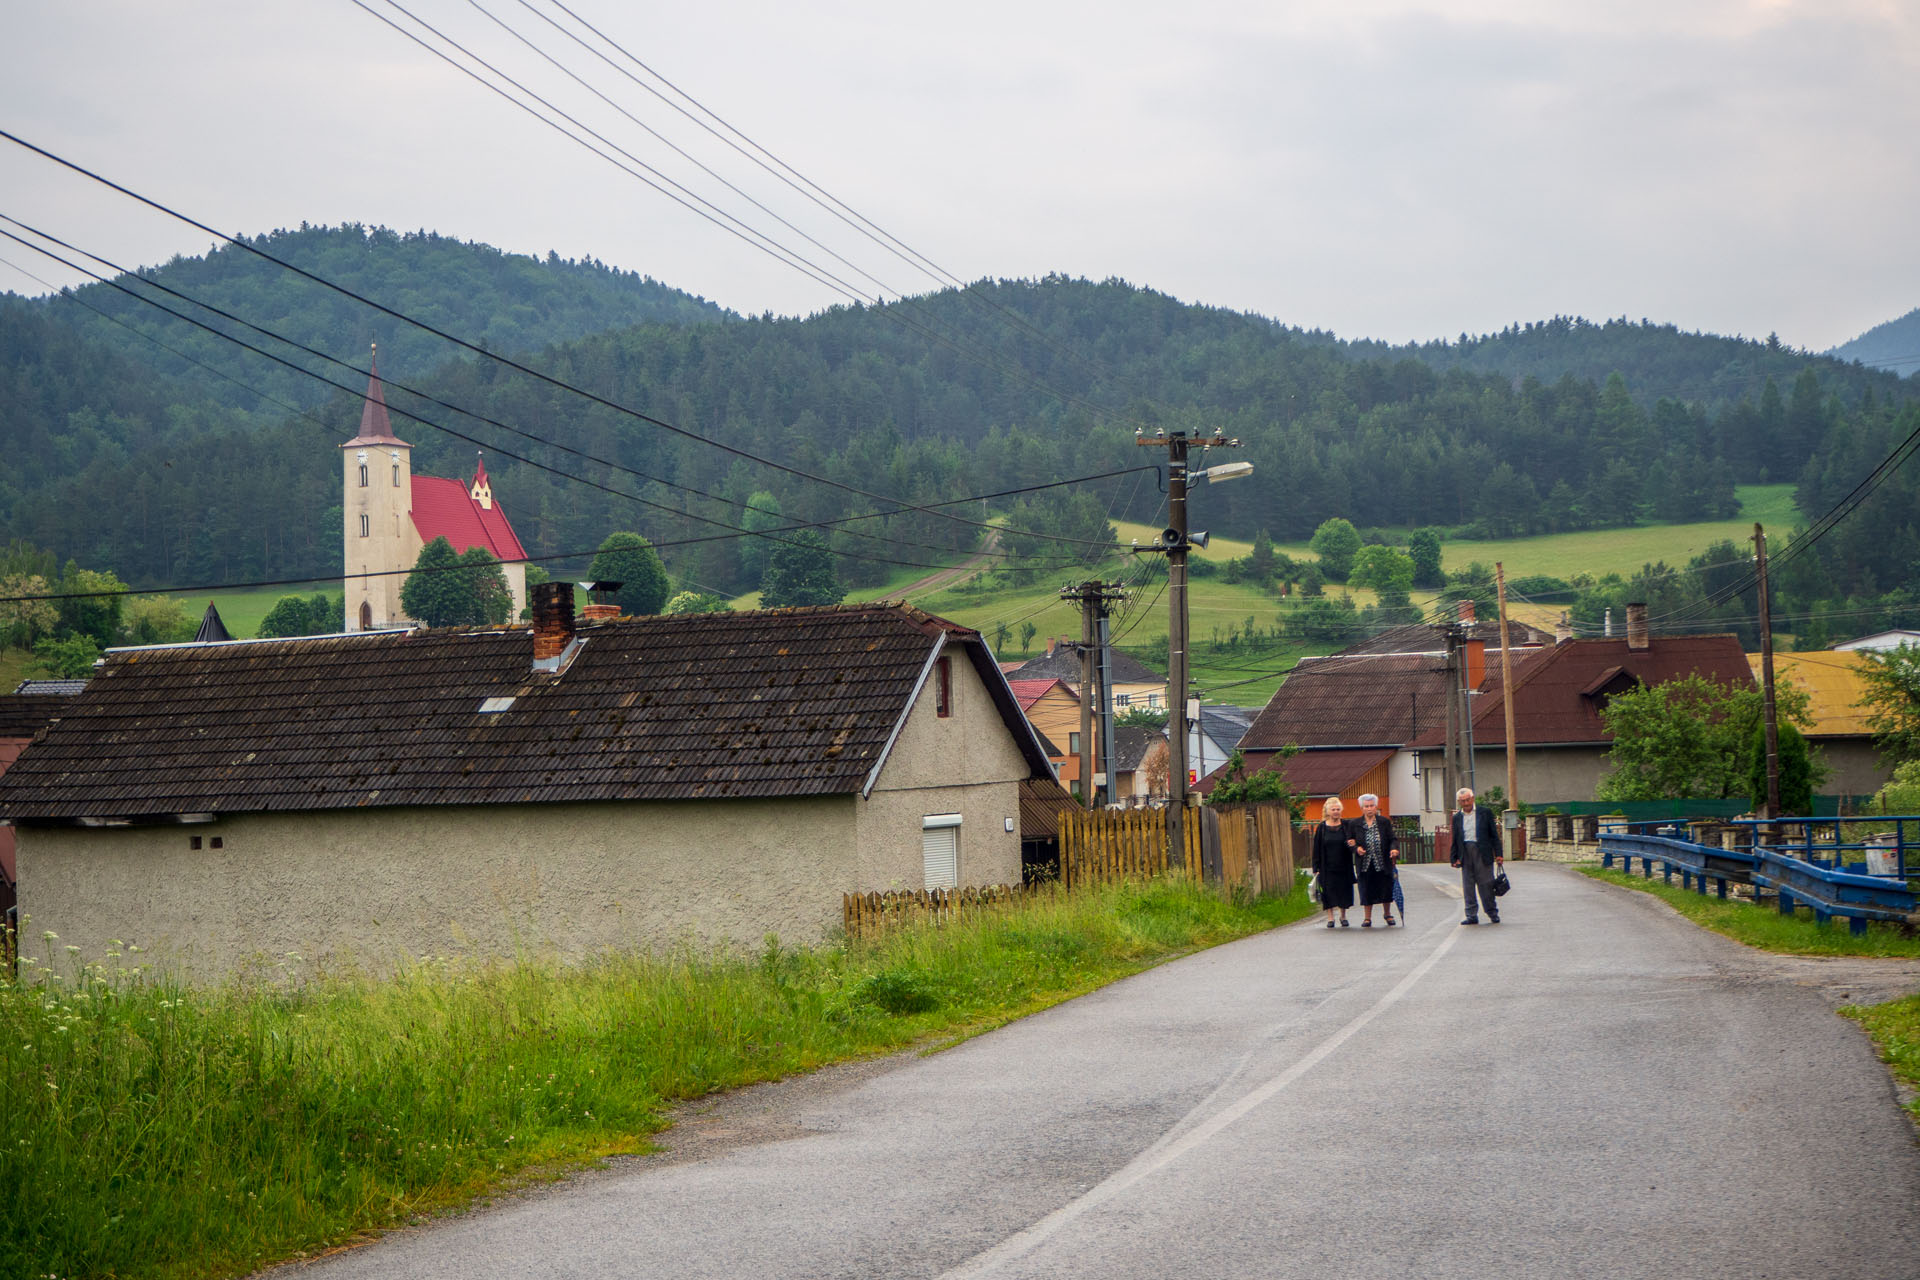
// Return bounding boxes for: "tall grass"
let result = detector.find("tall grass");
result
[1579,867,1920,957]
[1,876,1312,1279]
[1842,994,1920,1121]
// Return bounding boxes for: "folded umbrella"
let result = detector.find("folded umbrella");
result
[1392,867,1406,920]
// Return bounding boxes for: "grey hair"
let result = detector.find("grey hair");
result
[1357,793,1379,806]
[1456,787,1476,800]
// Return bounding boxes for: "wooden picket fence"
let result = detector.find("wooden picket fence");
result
[1060,802,1294,896]
[842,883,1037,939]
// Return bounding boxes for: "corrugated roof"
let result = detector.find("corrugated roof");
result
[1749,652,1875,737]
[411,475,529,564]
[1019,777,1079,840]
[1008,677,1071,712]
[1406,634,1754,748]
[0,604,1050,822]
[1198,747,1391,798]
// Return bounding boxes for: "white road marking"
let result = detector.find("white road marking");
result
[939,921,1464,1278]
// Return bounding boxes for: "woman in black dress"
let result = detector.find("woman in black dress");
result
[1310,797,1356,928]
[1352,792,1400,927]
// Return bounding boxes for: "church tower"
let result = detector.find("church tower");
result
[342,347,414,631]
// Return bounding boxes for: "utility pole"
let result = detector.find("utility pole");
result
[1062,580,1128,807]
[1441,625,1460,808]
[1065,581,1098,807]
[1097,610,1119,805]
[1495,562,1520,834]
[1754,523,1781,820]
[1135,429,1241,873]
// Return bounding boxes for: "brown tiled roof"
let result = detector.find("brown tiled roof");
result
[1197,747,1391,797]
[1405,634,1754,749]
[0,695,69,740]
[1003,646,1164,686]
[1338,620,1553,656]
[1018,777,1079,840]
[1241,653,1462,750]
[0,604,1051,823]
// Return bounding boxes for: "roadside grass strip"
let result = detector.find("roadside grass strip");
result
[1578,867,1920,958]
[1841,995,1920,1121]
[2,876,1315,1280]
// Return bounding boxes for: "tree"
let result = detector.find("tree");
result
[1858,644,1920,765]
[1019,620,1038,654]
[33,634,100,678]
[401,537,513,627]
[119,595,194,645]
[1247,530,1277,582]
[1116,706,1169,730]
[589,532,670,617]
[0,573,59,648]
[1871,759,1920,815]
[1746,721,1825,815]
[55,564,127,649]
[1308,518,1362,582]
[664,590,730,615]
[740,492,784,586]
[1597,673,1812,801]
[1439,562,1499,619]
[258,592,339,638]
[760,530,844,608]
[1408,529,1444,589]
[993,620,1012,653]
[1207,747,1305,819]
[1349,545,1415,597]
[1298,564,1326,597]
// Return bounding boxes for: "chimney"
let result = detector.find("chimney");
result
[1046,635,1060,656]
[532,581,574,667]
[581,603,620,622]
[1626,601,1649,651]
[1464,637,1486,689]
[1556,612,1573,645]
[1604,607,1613,638]
[1457,599,1476,624]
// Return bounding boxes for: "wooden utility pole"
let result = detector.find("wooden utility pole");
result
[1754,524,1781,819]
[1062,579,1128,807]
[1495,562,1520,829]
[1065,580,1098,807]
[1135,429,1239,871]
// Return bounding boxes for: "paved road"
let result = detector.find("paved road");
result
[286,864,1920,1279]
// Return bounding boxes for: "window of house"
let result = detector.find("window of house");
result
[1115,693,1131,707]
[359,463,368,487]
[936,656,952,717]
[359,514,370,537]
[392,463,401,486]
[1069,732,1082,754]
[922,814,961,889]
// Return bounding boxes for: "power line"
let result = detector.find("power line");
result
[0,130,1124,553]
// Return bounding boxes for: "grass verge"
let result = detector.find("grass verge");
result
[1841,995,1920,1120]
[3,876,1314,1279]
[1578,867,1920,958]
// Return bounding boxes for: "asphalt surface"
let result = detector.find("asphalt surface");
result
[283,863,1920,1279]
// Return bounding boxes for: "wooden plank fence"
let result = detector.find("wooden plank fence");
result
[842,883,1035,939]
[1059,803,1295,895]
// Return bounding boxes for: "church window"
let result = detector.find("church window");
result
[359,514,370,537]
[392,463,400,486]
[359,463,368,487]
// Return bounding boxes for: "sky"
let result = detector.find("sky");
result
[2,0,1916,351]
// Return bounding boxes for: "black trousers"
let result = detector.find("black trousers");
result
[1459,842,1499,919]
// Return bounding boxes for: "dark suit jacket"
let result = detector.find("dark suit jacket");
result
[1449,804,1503,861]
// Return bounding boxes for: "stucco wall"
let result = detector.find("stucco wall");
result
[857,650,1026,890]
[1418,746,1612,824]
[1814,738,1892,797]
[17,794,886,982]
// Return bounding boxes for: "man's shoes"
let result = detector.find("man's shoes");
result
[1461,918,1479,926]
[1489,911,1501,923]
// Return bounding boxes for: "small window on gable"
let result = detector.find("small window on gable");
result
[359,463,368,487]
[189,835,202,850]
[210,837,223,850]
[359,514,370,537]
[936,656,952,718]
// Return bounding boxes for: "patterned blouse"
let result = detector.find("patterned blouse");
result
[1356,817,1393,874]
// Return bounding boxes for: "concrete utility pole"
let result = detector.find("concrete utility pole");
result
[1135,429,1242,872]
[1754,523,1782,820]
[1062,580,1128,807]
[1097,610,1119,805]
[1496,562,1520,832]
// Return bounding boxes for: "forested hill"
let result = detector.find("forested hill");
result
[36,224,735,412]
[1344,315,1913,408]
[3,266,1915,606]
[1828,307,1920,377]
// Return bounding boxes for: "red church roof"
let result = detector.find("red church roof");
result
[412,472,528,563]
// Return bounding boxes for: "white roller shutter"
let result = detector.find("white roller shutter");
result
[922,815,960,889]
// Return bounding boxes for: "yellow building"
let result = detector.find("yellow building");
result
[1748,651,1893,796]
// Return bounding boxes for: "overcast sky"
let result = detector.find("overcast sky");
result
[3,0,1915,351]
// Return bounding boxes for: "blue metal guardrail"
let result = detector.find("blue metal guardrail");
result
[1600,816,1920,937]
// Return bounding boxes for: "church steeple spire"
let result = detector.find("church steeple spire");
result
[341,341,411,447]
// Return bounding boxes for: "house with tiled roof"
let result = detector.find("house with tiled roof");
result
[1749,651,1891,796]
[1404,613,1754,821]
[0,589,1055,981]
[1009,676,1096,797]
[1002,637,1167,715]
[0,692,73,923]
[343,351,531,632]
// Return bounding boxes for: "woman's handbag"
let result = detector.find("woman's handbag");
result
[1492,865,1511,897]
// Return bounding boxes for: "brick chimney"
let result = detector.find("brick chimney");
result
[532,581,574,667]
[1457,599,1476,624]
[581,602,620,622]
[1464,637,1486,688]
[1626,601,1649,651]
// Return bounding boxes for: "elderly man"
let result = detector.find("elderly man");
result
[1449,787,1504,925]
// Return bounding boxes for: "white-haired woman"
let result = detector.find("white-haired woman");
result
[1353,793,1400,926]
[1309,797,1357,928]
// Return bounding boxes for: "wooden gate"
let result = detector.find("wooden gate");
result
[1212,803,1296,897]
